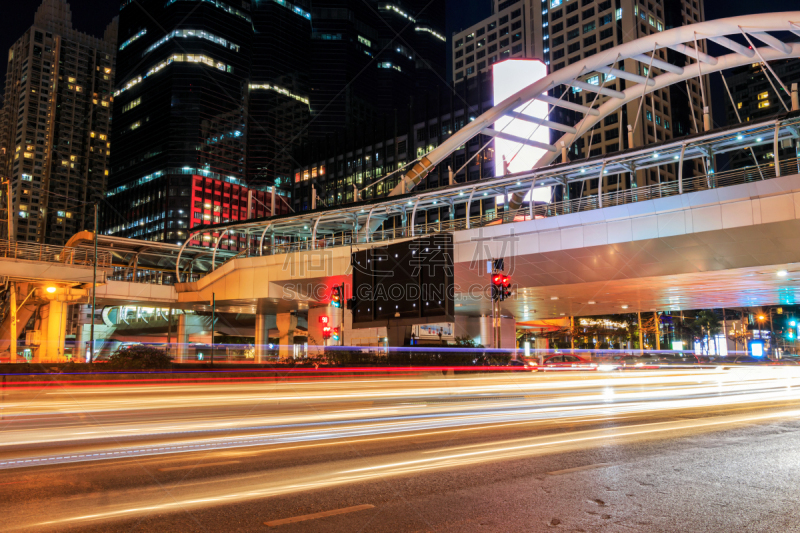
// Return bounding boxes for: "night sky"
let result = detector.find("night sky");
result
[0,0,796,132]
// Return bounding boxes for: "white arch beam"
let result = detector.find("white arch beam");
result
[386,12,800,203]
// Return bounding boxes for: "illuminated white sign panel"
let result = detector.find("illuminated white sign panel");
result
[493,59,551,204]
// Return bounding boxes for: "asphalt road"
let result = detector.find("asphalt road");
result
[2,367,800,532]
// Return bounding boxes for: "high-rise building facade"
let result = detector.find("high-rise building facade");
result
[723,60,800,171]
[452,2,530,81]
[105,0,297,245]
[452,0,709,191]
[308,1,447,139]
[0,0,117,245]
[106,0,445,245]
[294,73,495,212]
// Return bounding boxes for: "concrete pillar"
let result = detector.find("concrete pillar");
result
[75,319,87,363]
[570,316,575,351]
[638,311,644,352]
[40,300,67,363]
[176,313,190,362]
[654,312,661,350]
[479,315,492,348]
[254,313,269,363]
[9,282,16,363]
[276,312,297,360]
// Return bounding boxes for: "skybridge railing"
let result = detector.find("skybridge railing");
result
[0,240,112,269]
[171,149,799,284]
[257,156,797,255]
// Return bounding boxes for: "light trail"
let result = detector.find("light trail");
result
[2,368,800,470]
[28,406,800,530]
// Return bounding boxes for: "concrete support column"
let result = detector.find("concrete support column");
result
[654,312,661,350]
[276,312,297,360]
[570,316,575,351]
[75,314,87,363]
[40,300,68,363]
[9,282,17,363]
[479,315,492,348]
[638,311,644,353]
[254,313,269,363]
[176,313,190,362]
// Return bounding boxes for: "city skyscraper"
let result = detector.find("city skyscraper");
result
[0,0,117,245]
[106,0,444,245]
[308,0,447,138]
[452,0,710,189]
[723,60,800,171]
[105,0,297,245]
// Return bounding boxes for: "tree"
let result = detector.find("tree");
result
[107,345,172,370]
[454,336,484,348]
[691,311,722,355]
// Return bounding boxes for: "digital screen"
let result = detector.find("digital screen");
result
[751,341,764,357]
[351,235,454,327]
[492,59,552,203]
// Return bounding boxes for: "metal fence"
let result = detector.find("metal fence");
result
[120,156,800,284]
[0,240,112,269]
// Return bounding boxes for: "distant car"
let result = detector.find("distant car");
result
[537,354,597,371]
[506,359,530,371]
[656,353,702,365]
[730,356,772,365]
[593,353,660,369]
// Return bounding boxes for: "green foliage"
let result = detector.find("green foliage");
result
[323,348,507,367]
[107,345,172,370]
[453,336,484,348]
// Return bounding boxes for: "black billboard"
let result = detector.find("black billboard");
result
[351,234,454,328]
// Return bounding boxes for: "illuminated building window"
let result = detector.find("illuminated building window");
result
[758,101,770,109]
[757,91,769,100]
[122,97,141,113]
[119,29,147,50]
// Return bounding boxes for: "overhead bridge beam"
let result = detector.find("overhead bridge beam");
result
[537,95,600,116]
[751,31,791,54]
[631,54,684,75]
[568,80,626,99]
[504,111,578,134]
[667,43,718,64]
[708,35,755,58]
[595,66,655,86]
[481,128,557,152]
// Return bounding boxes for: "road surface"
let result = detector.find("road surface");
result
[2,367,800,531]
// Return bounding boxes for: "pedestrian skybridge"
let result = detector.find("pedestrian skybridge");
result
[178,112,800,280]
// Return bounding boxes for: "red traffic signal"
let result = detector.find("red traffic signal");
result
[319,315,329,324]
[492,274,503,285]
[322,325,332,339]
[502,275,510,287]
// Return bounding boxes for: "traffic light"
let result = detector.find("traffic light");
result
[491,274,503,301]
[332,327,340,342]
[322,325,332,339]
[319,315,329,325]
[332,285,342,308]
[501,275,511,301]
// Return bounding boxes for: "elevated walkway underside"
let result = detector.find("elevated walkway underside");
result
[455,173,800,318]
[176,173,800,320]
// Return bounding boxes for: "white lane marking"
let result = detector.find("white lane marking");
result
[265,504,375,527]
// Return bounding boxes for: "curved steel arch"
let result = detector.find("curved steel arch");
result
[386,12,800,210]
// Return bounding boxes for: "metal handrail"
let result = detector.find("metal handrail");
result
[0,240,112,269]
[118,155,800,285]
